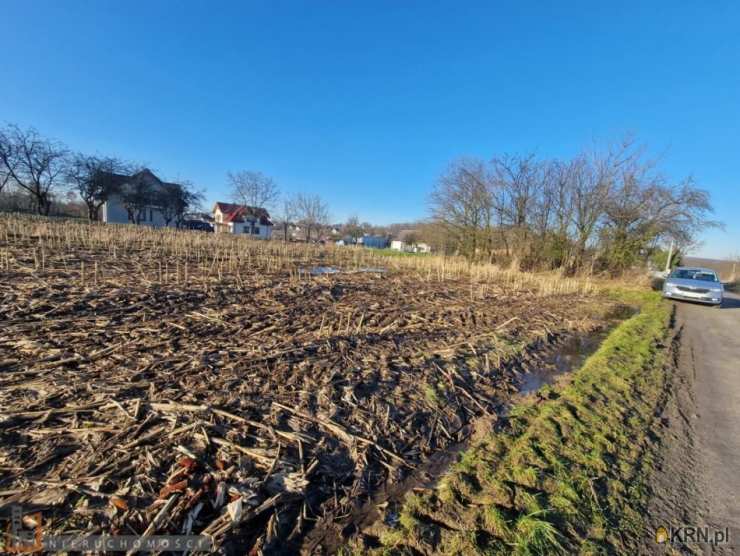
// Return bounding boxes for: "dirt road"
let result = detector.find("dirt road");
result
[648,291,740,553]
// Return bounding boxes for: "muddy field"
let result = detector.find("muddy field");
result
[0,217,616,554]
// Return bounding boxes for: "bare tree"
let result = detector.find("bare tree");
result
[342,215,364,241]
[427,136,718,275]
[0,125,68,215]
[119,170,153,224]
[430,158,494,259]
[156,181,203,227]
[595,140,718,273]
[490,153,541,262]
[295,193,329,241]
[490,154,541,227]
[66,154,129,220]
[0,146,15,194]
[228,170,279,209]
[274,195,298,242]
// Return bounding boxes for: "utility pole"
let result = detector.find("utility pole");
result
[664,240,675,274]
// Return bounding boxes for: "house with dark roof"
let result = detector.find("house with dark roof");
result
[101,168,181,227]
[212,202,273,239]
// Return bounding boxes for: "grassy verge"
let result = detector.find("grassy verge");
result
[355,291,672,555]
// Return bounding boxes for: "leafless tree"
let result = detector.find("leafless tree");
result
[0,151,14,194]
[429,137,718,275]
[66,154,129,220]
[274,194,299,242]
[588,139,717,273]
[295,193,329,241]
[0,124,68,215]
[228,170,279,209]
[490,154,541,228]
[430,158,494,259]
[118,170,152,224]
[156,181,203,227]
[342,215,364,240]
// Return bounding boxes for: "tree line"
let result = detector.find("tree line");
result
[427,138,718,274]
[0,124,201,225]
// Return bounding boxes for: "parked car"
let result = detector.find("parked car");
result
[662,267,723,306]
[183,220,214,232]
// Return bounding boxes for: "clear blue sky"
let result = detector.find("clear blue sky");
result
[2,1,738,258]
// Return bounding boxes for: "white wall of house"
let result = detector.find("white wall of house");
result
[230,221,273,239]
[213,208,226,228]
[390,239,431,253]
[102,195,129,224]
[102,195,172,228]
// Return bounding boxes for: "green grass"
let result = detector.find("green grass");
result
[363,291,672,555]
[370,247,432,257]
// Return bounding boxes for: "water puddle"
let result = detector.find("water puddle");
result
[517,330,608,394]
[304,266,387,276]
[309,266,341,275]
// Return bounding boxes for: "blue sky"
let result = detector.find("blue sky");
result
[1,1,738,258]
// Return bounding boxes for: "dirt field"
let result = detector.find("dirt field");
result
[0,216,616,554]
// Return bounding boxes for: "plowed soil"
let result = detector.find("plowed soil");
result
[0,220,616,554]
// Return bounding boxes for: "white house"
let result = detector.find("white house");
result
[391,240,431,253]
[101,169,177,228]
[390,232,431,253]
[213,202,273,239]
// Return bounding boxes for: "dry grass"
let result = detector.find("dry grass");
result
[0,214,597,296]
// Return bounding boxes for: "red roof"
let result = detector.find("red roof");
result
[214,202,272,226]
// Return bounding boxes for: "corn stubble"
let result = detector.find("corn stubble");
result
[0,215,607,553]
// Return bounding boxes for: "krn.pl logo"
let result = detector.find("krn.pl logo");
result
[655,526,669,544]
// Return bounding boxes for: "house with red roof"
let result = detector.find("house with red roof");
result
[212,202,273,239]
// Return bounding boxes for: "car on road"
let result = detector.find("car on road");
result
[182,220,214,232]
[662,266,723,306]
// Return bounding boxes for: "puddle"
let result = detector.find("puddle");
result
[310,266,341,275]
[517,305,637,395]
[352,267,387,274]
[305,436,477,553]
[517,330,608,394]
[304,266,387,276]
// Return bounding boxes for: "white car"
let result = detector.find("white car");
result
[662,267,723,307]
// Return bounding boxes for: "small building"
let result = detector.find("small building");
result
[101,168,179,227]
[213,202,273,239]
[390,230,431,253]
[392,239,429,253]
